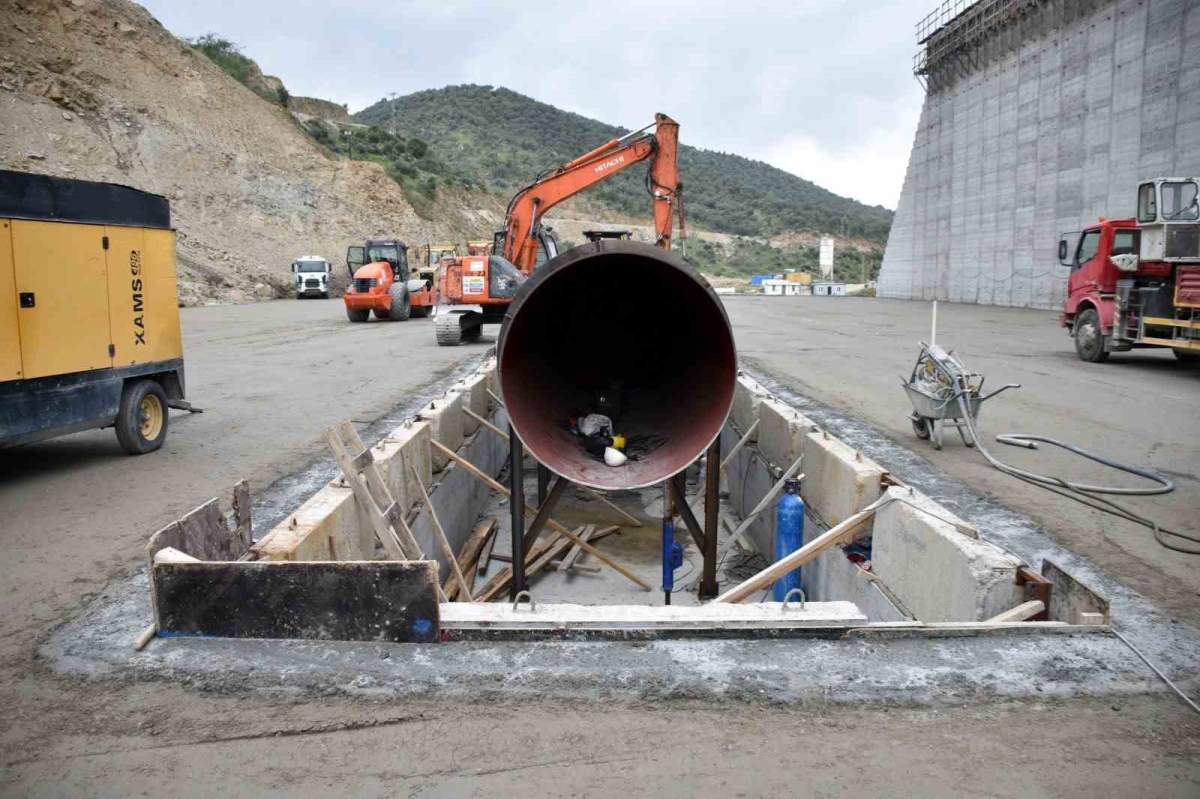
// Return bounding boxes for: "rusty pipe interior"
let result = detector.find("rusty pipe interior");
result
[497,241,737,490]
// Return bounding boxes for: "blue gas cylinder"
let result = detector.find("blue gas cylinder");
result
[773,478,805,601]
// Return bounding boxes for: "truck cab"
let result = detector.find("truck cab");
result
[1059,178,1200,362]
[291,255,332,299]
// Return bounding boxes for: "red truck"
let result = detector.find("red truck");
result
[1060,178,1200,363]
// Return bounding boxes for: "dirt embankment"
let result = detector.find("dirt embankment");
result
[0,0,503,305]
[287,95,348,121]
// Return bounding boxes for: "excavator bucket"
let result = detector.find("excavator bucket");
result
[497,241,736,490]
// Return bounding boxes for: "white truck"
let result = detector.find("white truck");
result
[291,255,332,299]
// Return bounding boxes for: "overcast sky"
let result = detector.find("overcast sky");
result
[140,0,932,210]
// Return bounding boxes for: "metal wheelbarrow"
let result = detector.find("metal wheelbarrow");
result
[902,342,1019,450]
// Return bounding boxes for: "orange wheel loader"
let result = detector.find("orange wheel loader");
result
[343,238,435,323]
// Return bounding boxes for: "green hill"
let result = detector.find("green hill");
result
[352,85,893,243]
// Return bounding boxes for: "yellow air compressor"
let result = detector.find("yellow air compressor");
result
[0,170,194,454]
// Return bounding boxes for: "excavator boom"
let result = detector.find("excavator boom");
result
[504,113,681,272]
[435,112,682,346]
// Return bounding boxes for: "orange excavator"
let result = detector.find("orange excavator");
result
[434,113,683,345]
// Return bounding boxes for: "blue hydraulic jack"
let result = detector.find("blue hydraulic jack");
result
[662,516,684,605]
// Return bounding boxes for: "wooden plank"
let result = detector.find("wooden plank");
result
[549,561,602,574]
[432,440,651,591]
[441,599,866,631]
[716,507,877,604]
[152,560,440,643]
[1041,559,1110,624]
[1016,564,1052,621]
[558,525,596,572]
[325,426,411,562]
[985,600,1045,623]
[445,517,498,599]
[403,448,472,601]
[588,525,620,544]
[476,521,499,575]
[475,536,561,602]
[526,527,578,582]
[338,421,426,562]
[844,621,1087,640]
[463,407,508,442]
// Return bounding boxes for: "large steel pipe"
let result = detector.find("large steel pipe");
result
[497,240,736,490]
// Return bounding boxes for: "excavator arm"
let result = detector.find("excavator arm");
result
[503,113,681,272]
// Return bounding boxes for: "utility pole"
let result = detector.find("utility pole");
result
[387,91,399,135]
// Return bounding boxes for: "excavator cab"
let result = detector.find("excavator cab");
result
[365,240,408,281]
[492,227,560,269]
[423,243,460,268]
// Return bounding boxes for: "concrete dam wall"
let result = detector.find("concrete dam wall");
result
[878,0,1200,309]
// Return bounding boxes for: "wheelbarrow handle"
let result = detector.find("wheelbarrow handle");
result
[980,383,1020,402]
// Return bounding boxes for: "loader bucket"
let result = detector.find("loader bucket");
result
[497,241,737,490]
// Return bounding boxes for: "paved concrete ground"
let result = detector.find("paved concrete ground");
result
[2,298,1198,796]
[724,295,1200,625]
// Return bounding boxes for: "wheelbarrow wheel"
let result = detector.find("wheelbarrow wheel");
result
[911,415,931,441]
[932,419,943,450]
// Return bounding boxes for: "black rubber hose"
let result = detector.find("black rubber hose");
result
[952,391,1200,555]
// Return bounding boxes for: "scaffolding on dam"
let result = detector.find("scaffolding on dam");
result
[878,0,1200,309]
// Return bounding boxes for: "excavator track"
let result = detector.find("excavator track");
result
[435,313,463,346]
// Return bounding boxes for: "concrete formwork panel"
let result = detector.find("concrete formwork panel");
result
[800,429,885,527]
[722,424,906,622]
[731,374,770,441]
[410,408,509,584]
[453,368,491,435]
[255,421,432,562]
[419,392,464,472]
[872,487,1024,622]
[755,398,809,472]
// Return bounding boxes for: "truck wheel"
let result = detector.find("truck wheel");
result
[387,283,411,321]
[1073,308,1109,363]
[115,379,169,455]
[1173,348,1200,365]
[346,306,370,322]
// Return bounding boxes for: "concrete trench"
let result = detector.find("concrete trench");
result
[39,357,1200,706]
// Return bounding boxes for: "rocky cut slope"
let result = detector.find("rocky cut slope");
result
[0,0,501,304]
